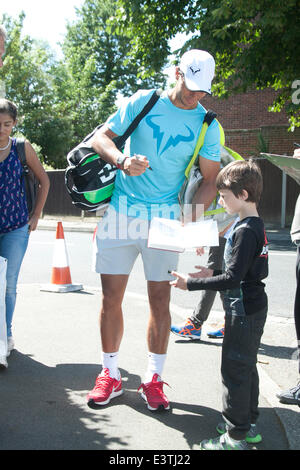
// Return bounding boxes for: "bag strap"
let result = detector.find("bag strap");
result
[15,138,27,166]
[114,89,161,149]
[184,110,218,178]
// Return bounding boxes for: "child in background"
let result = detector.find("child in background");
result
[171,159,268,450]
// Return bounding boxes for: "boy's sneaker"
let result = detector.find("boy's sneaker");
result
[207,325,225,338]
[170,319,202,340]
[7,337,15,357]
[199,432,249,450]
[0,355,8,369]
[138,373,170,411]
[216,421,262,444]
[276,381,300,405]
[87,368,123,407]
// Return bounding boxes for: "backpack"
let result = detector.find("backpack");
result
[65,89,161,212]
[178,110,243,231]
[16,138,39,217]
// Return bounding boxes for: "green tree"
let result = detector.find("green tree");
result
[62,0,166,141]
[113,0,300,128]
[0,13,75,168]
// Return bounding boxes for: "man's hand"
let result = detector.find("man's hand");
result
[123,154,150,176]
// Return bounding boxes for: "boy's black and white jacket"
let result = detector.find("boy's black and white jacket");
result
[187,217,268,316]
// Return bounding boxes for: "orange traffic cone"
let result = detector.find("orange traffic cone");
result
[41,222,83,293]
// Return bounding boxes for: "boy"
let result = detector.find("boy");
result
[170,159,268,450]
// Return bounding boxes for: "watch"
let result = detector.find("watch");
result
[116,154,127,170]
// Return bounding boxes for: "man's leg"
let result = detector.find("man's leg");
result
[191,238,226,326]
[100,274,129,353]
[137,280,172,410]
[147,280,171,355]
[295,246,300,375]
[86,274,129,407]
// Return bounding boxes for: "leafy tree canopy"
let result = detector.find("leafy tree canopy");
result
[113,0,300,128]
[0,13,74,167]
[62,0,167,141]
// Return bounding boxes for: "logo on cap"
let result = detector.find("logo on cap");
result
[190,66,201,75]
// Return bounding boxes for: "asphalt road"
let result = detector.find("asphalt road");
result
[2,225,298,451]
[19,229,297,319]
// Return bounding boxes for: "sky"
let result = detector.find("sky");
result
[1,0,85,56]
[0,0,185,81]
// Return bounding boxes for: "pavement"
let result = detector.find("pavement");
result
[0,217,299,452]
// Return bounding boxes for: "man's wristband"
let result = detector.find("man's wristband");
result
[116,154,128,170]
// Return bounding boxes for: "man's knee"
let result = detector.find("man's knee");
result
[148,281,171,315]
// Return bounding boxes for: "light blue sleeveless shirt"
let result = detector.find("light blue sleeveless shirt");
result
[107,89,221,220]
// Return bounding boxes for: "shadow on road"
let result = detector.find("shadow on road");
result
[0,351,290,450]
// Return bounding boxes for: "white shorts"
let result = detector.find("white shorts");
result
[92,206,179,281]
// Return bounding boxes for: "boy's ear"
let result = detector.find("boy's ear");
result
[241,189,249,201]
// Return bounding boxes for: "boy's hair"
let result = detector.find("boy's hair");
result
[216,159,263,205]
[0,98,18,121]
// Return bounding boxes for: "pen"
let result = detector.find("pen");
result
[294,142,300,148]
[134,154,153,171]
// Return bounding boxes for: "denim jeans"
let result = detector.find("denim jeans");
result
[0,224,29,337]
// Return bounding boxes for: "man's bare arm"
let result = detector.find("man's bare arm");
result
[91,124,149,175]
[186,156,220,222]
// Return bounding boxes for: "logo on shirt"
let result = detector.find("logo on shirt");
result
[260,231,269,258]
[146,115,195,155]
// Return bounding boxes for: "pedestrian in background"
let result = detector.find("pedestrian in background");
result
[170,219,239,341]
[277,147,300,406]
[0,99,50,368]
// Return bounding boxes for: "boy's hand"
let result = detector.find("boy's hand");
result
[189,266,214,278]
[169,271,188,290]
[196,246,205,256]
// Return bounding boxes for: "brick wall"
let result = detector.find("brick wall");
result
[201,88,300,158]
[201,88,300,226]
[202,88,288,129]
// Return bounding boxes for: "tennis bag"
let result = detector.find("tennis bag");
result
[178,110,244,232]
[65,90,161,212]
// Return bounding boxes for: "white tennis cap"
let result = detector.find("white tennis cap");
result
[179,49,215,94]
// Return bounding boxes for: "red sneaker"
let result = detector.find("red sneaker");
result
[138,374,170,411]
[87,368,123,407]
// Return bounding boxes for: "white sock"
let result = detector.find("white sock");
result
[144,352,167,383]
[102,352,120,380]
